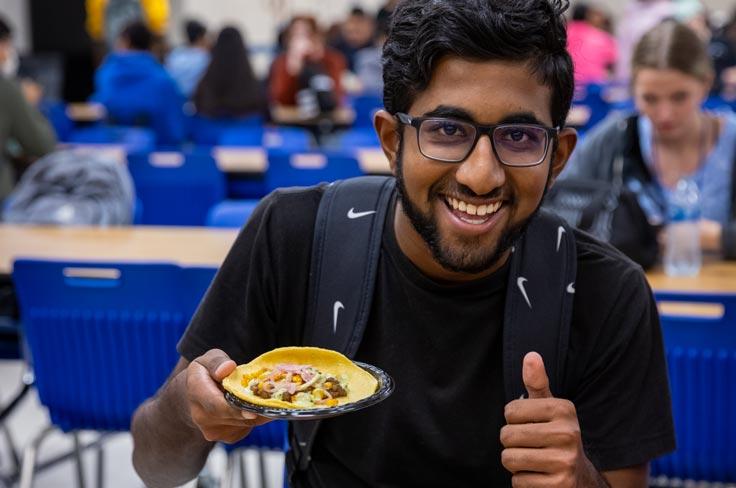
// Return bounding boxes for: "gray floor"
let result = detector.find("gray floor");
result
[0,360,284,488]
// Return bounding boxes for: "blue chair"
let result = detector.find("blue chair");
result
[67,125,157,156]
[128,150,226,226]
[265,150,363,192]
[570,83,610,136]
[338,127,381,148]
[349,93,383,127]
[186,114,264,146]
[651,291,736,483]
[221,421,288,488]
[206,200,261,228]
[12,259,215,487]
[220,126,313,151]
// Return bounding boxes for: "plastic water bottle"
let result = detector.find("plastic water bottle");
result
[664,178,701,277]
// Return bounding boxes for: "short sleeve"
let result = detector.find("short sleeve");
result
[570,266,676,470]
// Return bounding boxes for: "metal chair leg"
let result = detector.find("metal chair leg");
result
[257,449,267,488]
[222,450,235,488]
[95,434,105,488]
[72,431,87,488]
[238,451,247,488]
[18,425,55,488]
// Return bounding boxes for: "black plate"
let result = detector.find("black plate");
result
[224,361,394,420]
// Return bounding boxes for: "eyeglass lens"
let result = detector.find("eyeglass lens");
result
[418,119,548,165]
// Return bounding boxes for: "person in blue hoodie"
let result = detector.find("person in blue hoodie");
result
[92,20,185,145]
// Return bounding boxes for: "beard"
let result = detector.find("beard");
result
[393,137,550,275]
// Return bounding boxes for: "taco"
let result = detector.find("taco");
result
[222,346,379,409]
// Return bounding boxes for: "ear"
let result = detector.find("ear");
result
[374,109,401,175]
[547,127,577,188]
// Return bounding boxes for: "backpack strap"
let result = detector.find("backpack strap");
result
[502,209,577,401]
[288,175,395,481]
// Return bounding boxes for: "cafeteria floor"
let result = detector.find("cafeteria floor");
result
[0,360,285,488]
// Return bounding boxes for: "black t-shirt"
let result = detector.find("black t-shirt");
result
[179,185,675,487]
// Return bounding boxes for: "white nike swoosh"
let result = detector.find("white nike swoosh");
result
[347,208,377,219]
[517,277,532,309]
[556,226,566,252]
[566,282,575,294]
[333,301,344,334]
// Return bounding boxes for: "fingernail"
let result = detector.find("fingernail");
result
[242,411,257,420]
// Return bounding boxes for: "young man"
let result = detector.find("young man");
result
[131,1,675,487]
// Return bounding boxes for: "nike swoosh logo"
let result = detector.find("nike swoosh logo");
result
[333,301,344,334]
[556,226,566,252]
[517,277,532,309]
[566,282,575,294]
[347,208,376,219]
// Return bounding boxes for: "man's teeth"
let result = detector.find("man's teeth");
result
[446,197,502,217]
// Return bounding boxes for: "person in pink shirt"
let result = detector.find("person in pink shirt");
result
[567,3,618,86]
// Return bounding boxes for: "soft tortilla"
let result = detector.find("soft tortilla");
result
[222,346,379,409]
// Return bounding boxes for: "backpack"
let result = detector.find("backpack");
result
[286,176,578,485]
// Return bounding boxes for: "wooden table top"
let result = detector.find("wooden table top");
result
[0,224,238,274]
[2,224,734,295]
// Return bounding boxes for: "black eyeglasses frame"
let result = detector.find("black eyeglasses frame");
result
[395,112,560,167]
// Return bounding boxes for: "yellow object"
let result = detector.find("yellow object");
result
[86,0,106,41]
[85,0,169,40]
[140,0,169,35]
[222,347,378,410]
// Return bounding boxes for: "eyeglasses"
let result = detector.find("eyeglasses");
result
[395,112,559,167]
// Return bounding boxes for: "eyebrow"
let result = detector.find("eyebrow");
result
[421,105,546,126]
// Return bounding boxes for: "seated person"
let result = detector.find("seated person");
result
[193,26,266,118]
[92,20,185,145]
[0,15,56,203]
[165,20,210,98]
[564,20,736,256]
[329,7,376,73]
[269,16,347,109]
[566,3,618,86]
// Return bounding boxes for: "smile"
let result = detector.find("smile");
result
[444,196,503,225]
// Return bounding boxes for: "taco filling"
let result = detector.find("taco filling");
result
[222,346,379,409]
[244,363,348,407]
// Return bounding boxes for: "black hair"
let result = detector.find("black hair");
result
[185,20,207,45]
[0,15,12,41]
[120,20,153,51]
[193,26,266,117]
[572,4,589,21]
[382,0,574,128]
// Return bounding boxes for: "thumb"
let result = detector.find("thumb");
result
[193,348,237,382]
[522,351,553,399]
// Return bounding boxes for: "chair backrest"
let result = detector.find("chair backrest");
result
[186,114,264,146]
[349,93,383,128]
[127,150,226,226]
[67,125,156,156]
[220,126,313,151]
[570,83,610,135]
[265,150,363,192]
[12,259,215,432]
[206,199,260,228]
[651,291,736,482]
[338,127,381,148]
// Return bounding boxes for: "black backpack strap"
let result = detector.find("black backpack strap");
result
[288,175,395,482]
[502,209,577,401]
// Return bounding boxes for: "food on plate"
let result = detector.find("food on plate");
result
[222,347,378,409]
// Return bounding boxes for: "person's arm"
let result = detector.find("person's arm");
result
[269,54,299,106]
[131,349,269,488]
[1,79,56,161]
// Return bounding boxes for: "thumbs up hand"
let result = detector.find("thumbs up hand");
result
[500,352,605,487]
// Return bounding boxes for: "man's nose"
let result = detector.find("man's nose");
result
[454,133,506,196]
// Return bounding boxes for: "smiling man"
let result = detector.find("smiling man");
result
[131,1,675,487]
